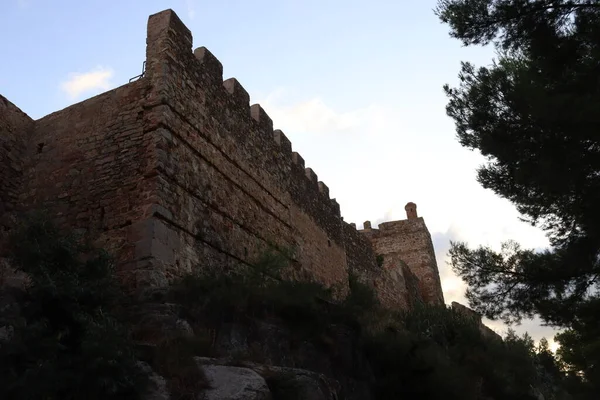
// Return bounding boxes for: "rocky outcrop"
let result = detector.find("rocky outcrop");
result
[207,319,373,400]
[198,362,271,400]
[196,357,340,400]
[257,365,340,400]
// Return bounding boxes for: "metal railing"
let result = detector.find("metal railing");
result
[128,61,146,82]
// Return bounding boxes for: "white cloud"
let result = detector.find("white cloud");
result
[60,66,114,100]
[261,89,382,135]
[185,0,196,20]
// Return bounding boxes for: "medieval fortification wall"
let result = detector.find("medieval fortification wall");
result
[0,9,444,310]
[0,97,34,239]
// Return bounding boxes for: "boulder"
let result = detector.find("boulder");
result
[197,361,270,400]
[196,357,340,400]
[259,365,339,400]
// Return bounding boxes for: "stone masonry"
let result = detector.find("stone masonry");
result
[0,9,444,310]
[360,202,445,306]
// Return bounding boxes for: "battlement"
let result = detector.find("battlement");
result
[361,217,427,236]
[0,9,444,311]
[143,10,341,242]
[357,202,423,234]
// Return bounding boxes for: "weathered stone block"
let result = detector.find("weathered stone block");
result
[198,363,270,400]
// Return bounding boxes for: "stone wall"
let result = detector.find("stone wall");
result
[18,79,163,291]
[0,96,35,287]
[359,204,444,306]
[141,10,349,295]
[0,96,34,243]
[342,221,416,309]
[0,8,446,309]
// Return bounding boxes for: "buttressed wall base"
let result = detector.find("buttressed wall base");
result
[0,9,444,310]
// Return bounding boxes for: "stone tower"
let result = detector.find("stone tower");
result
[359,202,445,306]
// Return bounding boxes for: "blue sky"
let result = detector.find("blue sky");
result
[0,0,558,347]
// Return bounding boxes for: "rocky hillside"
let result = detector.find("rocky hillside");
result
[0,214,575,400]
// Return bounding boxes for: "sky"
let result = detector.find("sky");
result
[0,0,558,349]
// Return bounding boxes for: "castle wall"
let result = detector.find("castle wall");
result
[0,9,447,308]
[401,262,425,309]
[17,79,168,290]
[360,217,444,305]
[141,10,349,293]
[0,96,34,239]
[342,221,418,309]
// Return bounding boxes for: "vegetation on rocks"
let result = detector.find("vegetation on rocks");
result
[0,213,588,399]
[0,213,147,400]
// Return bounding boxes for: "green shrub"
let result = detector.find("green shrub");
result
[162,249,576,400]
[400,304,484,350]
[344,273,379,312]
[168,258,335,337]
[360,304,567,400]
[0,212,147,400]
[0,214,573,400]
[363,329,478,400]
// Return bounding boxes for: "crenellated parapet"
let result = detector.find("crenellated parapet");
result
[143,10,342,247]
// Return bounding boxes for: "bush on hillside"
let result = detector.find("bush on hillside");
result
[0,213,147,400]
[364,307,545,400]
[168,249,336,337]
[0,214,581,400]
[167,253,575,399]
